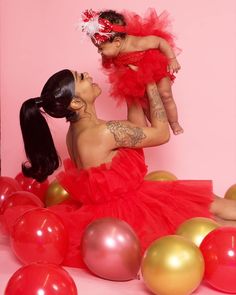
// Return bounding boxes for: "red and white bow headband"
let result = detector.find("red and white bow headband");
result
[80,9,126,45]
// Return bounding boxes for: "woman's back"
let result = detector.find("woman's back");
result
[66,120,118,170]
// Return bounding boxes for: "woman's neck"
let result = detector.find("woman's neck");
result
[70,104,100,126]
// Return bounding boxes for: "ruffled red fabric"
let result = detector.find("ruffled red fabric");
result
[48,148,213,268]
[102,8,180,106]
[2,149,213,268]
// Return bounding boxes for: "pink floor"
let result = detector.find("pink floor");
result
[0,231,232,295]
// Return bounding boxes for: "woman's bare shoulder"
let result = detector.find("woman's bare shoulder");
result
[79,121,110,142]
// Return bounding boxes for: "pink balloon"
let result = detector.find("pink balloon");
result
[1,191,44,214]
[82,217,141,281]
[15,172,49,202]
[0,176,21,212]
[5,263,78,295]
[10,208,68,265]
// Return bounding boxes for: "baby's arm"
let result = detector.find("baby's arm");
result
[131,35,181,74]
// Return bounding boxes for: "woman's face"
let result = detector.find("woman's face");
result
[72,71,101,102]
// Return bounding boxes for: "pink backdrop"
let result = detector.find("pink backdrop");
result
[0,0,236,196]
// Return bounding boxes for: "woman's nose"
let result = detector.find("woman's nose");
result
[83,72,93,81]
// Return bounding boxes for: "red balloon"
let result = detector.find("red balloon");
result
[10,208,68,265]
[15,172,49,202]
[200,227,236,293]
[3,205,38,234]
[0,176,21,212]
[1,191,44,214]
[4,263,78,295]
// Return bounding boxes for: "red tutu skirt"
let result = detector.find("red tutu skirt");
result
[102,8,180,106]
[45,148,212,268]
[2,149,213,268]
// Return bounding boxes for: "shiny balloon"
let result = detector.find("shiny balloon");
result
[0,176,21,212]
[144,170,177,181]
[15,172,49,202]
[45,180,70,207]
[224,183,236,200]
[82,217,141,281]
[1,191,44,214]
[176,217,220,247]
[4,205,39,234]
[141,235,204,295]
[10,208,68,265]
[4,263,78,295]
[200,227,236,293]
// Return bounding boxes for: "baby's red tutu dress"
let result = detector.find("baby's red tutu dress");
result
[102,8,179,107]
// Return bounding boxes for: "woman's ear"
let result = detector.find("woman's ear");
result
[69,97,84,110]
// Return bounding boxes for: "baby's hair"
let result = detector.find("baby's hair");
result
[99,10,127,41]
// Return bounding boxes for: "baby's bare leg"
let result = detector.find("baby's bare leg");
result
[157,77,183,135]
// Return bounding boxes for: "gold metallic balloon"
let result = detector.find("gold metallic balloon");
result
[141,235,204,295]
[45,180,70,207]
[224,184,236,200]
[144,170,177,181]
[176,217,220,247]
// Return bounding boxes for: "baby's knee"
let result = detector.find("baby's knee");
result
[160,91,173,103]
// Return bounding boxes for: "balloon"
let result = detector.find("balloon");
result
[224,183,236,200]
[82,217,141,281]
[45,180,70,207]
[15,172,49,202]
[144,170,177,181]
[200,227,236,293]
[4,263,78,295]
[176,217,220,247]
[4,205,39,234]
[141,235,204,295]
[1,191,44,214]
[0,176,21,212]
[10,208,68,265]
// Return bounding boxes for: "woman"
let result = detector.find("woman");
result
[19,69,236,268]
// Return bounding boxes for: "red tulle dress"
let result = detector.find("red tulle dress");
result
[102,9,179,107]
[46,148,213,268]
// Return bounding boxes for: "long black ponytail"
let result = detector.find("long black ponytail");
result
[20,69,75,182]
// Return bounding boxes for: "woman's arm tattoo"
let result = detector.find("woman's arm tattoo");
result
[106,121,146,147]
[147,84,167,122]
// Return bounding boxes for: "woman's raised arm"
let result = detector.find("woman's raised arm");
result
[103,83,170,149]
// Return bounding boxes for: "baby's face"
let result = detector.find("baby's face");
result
[94,40,121,58]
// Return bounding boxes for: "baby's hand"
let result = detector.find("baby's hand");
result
[128,64,139,71]
[167,57,181,75]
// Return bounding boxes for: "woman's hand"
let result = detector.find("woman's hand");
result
[167,57,181,75]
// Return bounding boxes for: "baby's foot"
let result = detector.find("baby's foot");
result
[170,122,184,135]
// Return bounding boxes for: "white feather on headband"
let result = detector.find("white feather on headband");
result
[78,9,115,44]
[81,13,100,37]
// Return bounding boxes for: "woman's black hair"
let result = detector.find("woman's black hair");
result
[99,10,127,41]
[20,69,75,182]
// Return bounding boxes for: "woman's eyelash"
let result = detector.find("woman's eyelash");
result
[81,73,84,80]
